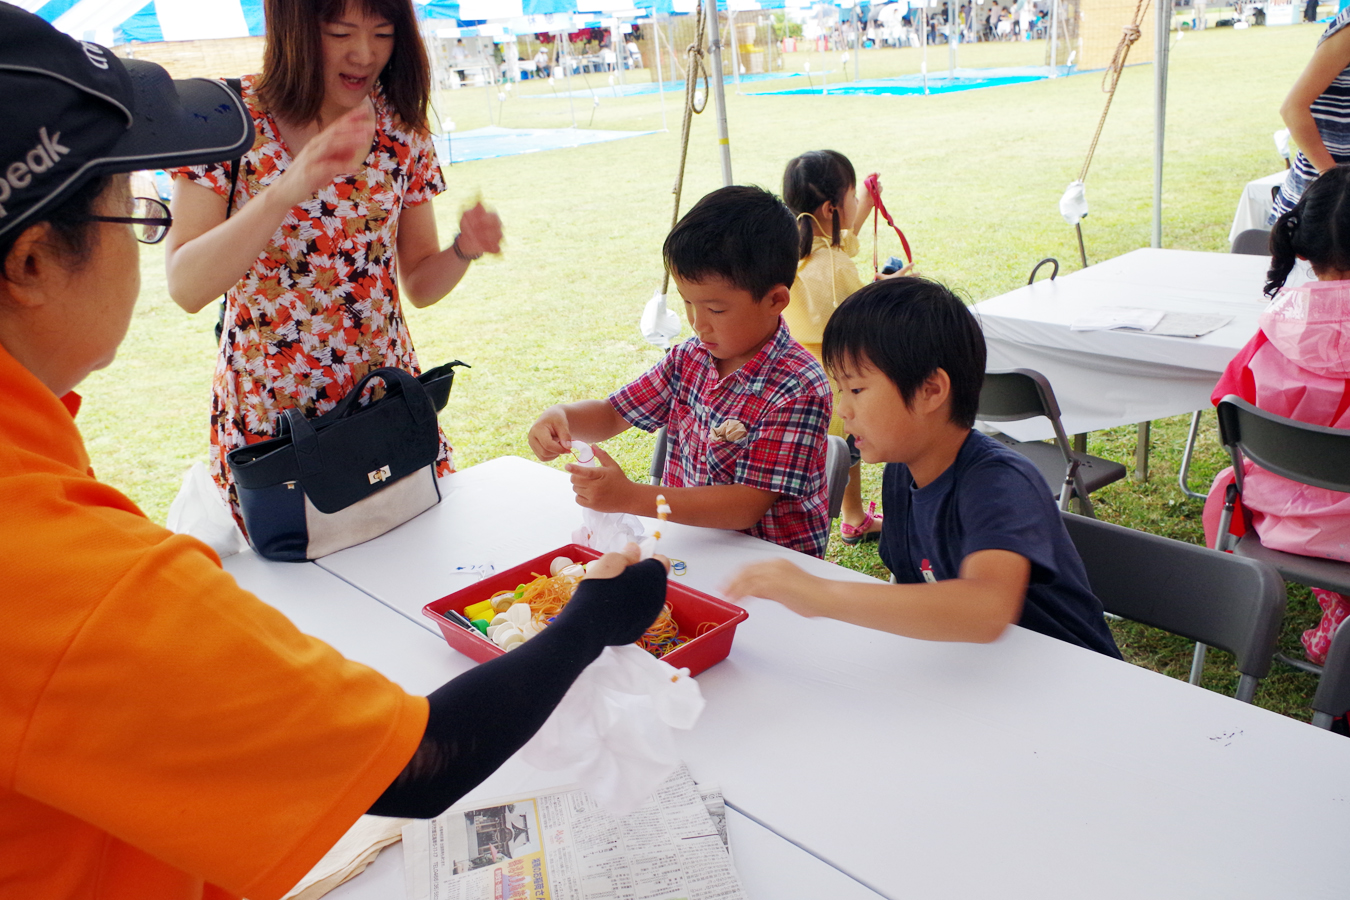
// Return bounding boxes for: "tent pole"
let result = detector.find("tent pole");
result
[1049,0,1059,76]
[1152,0,1172,248]
[705,0,734,185]
[920,7,929,94]
[729,9,743,90]
[853,4,862,81]
[653,14,668,132]
[562,32,577,128]
[612,20,626,85]
[948,0,956,77]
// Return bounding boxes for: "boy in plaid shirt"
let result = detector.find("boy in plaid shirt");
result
[528,186,833,557]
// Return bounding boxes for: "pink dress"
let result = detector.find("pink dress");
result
[1203,280,1350,662]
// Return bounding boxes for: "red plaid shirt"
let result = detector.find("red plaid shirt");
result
[609,319,832,557]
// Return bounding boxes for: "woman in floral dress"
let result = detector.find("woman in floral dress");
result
[165,0,502,524]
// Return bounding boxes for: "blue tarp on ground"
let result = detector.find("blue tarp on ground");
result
[745,65,1078,97]
[532,71,804,100]
[435,125,656,163]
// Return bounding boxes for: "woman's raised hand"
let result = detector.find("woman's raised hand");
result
[277,103,376,208]
[456,201,503,258]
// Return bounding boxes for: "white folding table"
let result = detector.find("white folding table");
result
[1228,171,1286,244]
[223,546,888,900]
[299,456,1350,900]
[977,248,1277,483]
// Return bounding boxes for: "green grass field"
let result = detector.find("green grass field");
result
[83,22,1334,722]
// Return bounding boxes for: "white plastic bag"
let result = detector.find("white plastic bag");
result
[166,462,247,558]
[1059,180,1089,226]
[640,290,682,349]
[521,645,705,815]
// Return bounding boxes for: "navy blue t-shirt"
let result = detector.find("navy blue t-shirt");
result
[878,431,1122,658]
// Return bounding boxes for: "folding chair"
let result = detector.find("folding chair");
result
[1214,395,1350,676]
[650,429,852,521]
[1176,228,1274,499]
[1313,623,1350,729]
[1062,512,1286,703]
[1230,228,1272,257]
[979,369,1127,517]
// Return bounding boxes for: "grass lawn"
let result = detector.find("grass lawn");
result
[85,22,1330,721]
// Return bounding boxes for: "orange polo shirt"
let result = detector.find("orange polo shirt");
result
[0,343,429,900]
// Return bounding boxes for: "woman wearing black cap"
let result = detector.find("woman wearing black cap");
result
[0,9,667,897]
[163,0,500,527]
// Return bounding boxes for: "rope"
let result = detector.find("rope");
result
[661,2,711,295]
[1077,0,1151,184]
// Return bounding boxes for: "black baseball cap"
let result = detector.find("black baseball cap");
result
[0,2,254,240]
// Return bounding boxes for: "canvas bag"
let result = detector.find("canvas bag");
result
[226,363,466,561]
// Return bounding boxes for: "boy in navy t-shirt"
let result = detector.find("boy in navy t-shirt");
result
[725,277,1121,656]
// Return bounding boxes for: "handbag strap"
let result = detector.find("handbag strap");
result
[215,76,245,345]
[280,407,323,479]
[326,367,435,427]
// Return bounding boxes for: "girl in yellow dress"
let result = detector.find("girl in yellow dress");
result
[782,150,898,545]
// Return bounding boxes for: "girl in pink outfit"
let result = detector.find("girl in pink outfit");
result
[1204,166,1350,664]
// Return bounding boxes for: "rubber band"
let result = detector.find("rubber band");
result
[506,572,685,659]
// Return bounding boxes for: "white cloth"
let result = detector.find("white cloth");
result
[641,290,683,349]
[1059,181,1088,226]
[520,645,706,815]
[166,462,247,558]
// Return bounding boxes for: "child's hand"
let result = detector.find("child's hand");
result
[565,445,635,511]
[528,406,572,461]
[877,263,916,281]
[723,558,823,617]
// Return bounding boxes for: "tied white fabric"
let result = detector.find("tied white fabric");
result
[1059,180,1089,226]
[520,645,705,815]
[641,290,683,349]
[573,507,644,553]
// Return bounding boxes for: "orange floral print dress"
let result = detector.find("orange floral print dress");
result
[172,75,453,525]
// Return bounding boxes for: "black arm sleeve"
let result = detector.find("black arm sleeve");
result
[367,558,669,818]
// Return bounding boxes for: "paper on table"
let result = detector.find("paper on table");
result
[1070,307,1233,338]
[1148,313,1234,338]
[401,765,746,900]
[1070,307,1165,332]
[281,815,410,900]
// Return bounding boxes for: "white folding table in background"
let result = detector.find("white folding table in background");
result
[1228,171,1286,244]
[304,456,1350,899]
[977,248,1274,482]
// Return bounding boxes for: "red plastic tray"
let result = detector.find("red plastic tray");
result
[423,544,747,676]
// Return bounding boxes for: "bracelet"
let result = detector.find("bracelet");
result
[452,233,483,262]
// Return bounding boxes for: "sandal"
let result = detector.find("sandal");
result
[840,501,883,546]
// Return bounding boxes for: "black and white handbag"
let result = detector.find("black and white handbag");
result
[226,362,467,561]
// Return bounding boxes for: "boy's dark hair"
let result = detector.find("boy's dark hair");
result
[258,0,431,132]
[782,150,856,259]
[663,186,798,300]
[1267,165,1350,296]
[822,276,986,428]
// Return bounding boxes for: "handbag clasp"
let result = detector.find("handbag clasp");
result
[368,465,392,485]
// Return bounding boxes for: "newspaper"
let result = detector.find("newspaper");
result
[402,766,745,900]
[1071,306,1233,338]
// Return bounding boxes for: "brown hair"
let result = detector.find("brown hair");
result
[256,0,431,132]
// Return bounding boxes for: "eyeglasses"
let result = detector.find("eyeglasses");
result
[86,196,174,245]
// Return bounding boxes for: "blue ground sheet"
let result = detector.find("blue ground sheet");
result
[744,65,1077,96]
[529,71,805,100]
[434,126,658,163]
